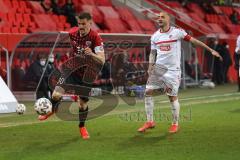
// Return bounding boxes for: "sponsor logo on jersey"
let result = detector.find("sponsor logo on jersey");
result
[159,45,171,51]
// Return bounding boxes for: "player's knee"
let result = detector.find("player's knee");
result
[79,101,87,110]
[145,89,153,96]
[52,86,65,101]
[52,90,62,101]
[169,96,178,102]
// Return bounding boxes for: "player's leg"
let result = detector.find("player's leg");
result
[168,95,180,133]
[38,85,64,121]
[138,88,156,132]
[163,70,181,133]
[78,96,90,139]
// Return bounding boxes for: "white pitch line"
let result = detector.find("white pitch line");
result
[155,92,240,104]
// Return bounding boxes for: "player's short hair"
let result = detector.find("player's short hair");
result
[78,12,92,20]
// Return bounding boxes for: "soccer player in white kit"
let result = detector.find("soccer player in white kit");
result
[138,12,223,133]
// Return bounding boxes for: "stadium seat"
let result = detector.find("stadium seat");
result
[212,6,224,14]
[0,0,9,13]
[32,14,57,31]
[80,0,95,5]
[219,6,233,16]
[19,27,27,33]
[186,3,205,19]
[29,1,45,14]
[11,27,19,33]
[115,7,136,21]
[98,6,120,19]
[2,27,10,33]
[225,24,240,34]
[125,19,143,33]
[207,23,225,33]
[189,13,206,24]
[59,15,67,23]
[104,18,128,33]
[95,0,112,6]
[136,19,156,33]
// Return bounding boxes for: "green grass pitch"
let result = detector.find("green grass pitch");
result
[0,84,240,160]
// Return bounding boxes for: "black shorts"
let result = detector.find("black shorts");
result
[65,74,91,102]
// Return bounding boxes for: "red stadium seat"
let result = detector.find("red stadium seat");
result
[29,1,45,14]
[104,18,128,33]
[137,19,156,33]
[2,27,10,33]
[95,0,112,6]
[125,19,143,33]
[19,27,27,33]
[225,24,240,34]
[212,6,223,14]
[80,0,95,5]
[189,13,206,24]
[32,14,57,31]
[219,6,233,16]
[11,27,19,33]
[59,15,67,23]
[115,7,136,21]
[207,23,225,33]
[98,6,120,19]
[0,0,9,13]
[186,3,205,19]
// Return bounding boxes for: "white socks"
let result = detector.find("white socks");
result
[171,99,180,125]
[145,96,154,122]
[145,96,180,124]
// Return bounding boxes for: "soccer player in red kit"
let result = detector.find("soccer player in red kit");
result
[38,12,105,139]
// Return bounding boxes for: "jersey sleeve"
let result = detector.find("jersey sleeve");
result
[177,28,191,41]
[150,35,157,50]
[94,34,104,53]
[235,35,240,53]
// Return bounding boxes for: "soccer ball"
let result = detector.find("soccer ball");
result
[201,81,215,89]
[34,98,52,115]
[16,103,26,114]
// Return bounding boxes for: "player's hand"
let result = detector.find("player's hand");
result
[211,50,223,61]
[84,47,93,55]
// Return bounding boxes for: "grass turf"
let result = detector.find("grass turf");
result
[0,84,240,160]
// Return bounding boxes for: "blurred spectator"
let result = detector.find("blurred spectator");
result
[62,0,77,27]
[24,54,55,99]
[201,2,214,14]
[212,39,224,85]
[204,38,215,73]
[41,0,63,15]
[234,35,240,92]
[230,10,239,25]
[221,42,232,83]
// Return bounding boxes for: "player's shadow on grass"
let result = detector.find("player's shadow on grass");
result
[19,137,79,158]
[229,108,240,113]
[118,132,170,148]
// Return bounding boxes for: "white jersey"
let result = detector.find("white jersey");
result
[235,35,240,53]
[151,26,191,71]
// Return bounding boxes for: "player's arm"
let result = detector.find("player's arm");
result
[84,47,105,64]
[189,37,223,61]
[148,49,157,74]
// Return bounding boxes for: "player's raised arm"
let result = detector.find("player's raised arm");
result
[189,37,223,61]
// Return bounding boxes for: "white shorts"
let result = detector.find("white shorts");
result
[146,69,181,96]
